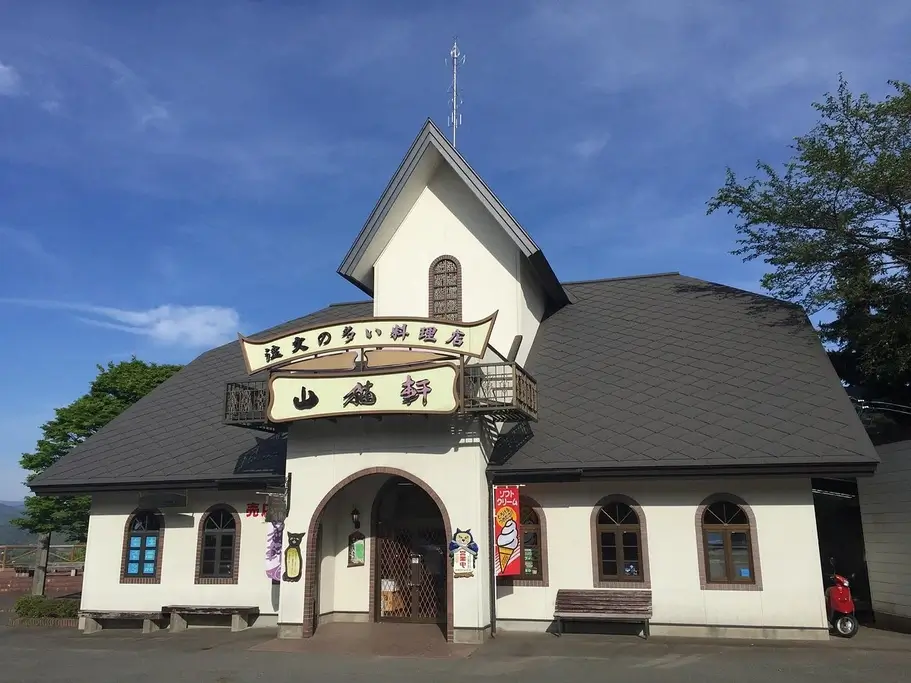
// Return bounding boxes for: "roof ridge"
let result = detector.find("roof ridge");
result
[328,300,373,308]
[562,272,681,286]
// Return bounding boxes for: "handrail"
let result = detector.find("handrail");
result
[0,544,87,570]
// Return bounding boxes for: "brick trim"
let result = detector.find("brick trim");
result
[119,509,165,585]
[428,255,463,322]
[497,495,548,587]
[694,493,763,591]
[590,495,651,589]
[194,504,242,585]
[303,467,454,642]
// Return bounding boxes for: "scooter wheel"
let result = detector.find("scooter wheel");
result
[834,615,858,638]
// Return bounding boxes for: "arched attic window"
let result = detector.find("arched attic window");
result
[428,256,462,321]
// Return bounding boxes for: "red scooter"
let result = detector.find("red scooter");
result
[825,558,858,638]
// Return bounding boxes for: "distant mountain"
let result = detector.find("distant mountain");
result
[0,502,35,545]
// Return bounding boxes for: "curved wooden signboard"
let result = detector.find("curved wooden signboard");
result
[267,363,460,423]
[239,312,497,375]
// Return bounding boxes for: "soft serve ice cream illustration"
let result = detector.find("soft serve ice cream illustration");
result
[496,514,519,572]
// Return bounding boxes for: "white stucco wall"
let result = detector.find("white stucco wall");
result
[494,478,828,633]
[316,475,384,617]
[82,491,278,622]
[278,415,491,638]
[372,162,545,365]
[859,439,911,624]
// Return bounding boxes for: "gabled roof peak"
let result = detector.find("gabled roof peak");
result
[337,119,570,310]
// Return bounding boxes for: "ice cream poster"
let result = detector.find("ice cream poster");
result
[494,486,521,576]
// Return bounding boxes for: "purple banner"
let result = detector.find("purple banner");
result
[266,521,284,582]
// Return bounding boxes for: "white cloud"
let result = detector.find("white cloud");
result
[0,226,57,265]
[572,135,610,160]
[0,61,21,96]
[521,0,909,108]
[0,299,240,347]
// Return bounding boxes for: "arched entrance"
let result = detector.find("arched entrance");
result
[372,477,447,625]
[302,467,453,641]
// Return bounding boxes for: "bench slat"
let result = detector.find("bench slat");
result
[81,611,164,619]
[162,605,259,616]
[554,589,652,618]
[555,612,652,620]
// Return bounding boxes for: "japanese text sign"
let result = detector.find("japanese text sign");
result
[267,363,460,423]
[239,312,497,375]
[494,486,521,576]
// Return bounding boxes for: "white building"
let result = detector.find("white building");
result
[859,439,911,633]
[30,120,880,644]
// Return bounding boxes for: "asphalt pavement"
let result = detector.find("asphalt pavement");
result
[1,624,910,683]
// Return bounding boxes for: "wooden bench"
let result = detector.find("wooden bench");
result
[553,589,652,638]
[81,610,168,634]
[162,605,259,632]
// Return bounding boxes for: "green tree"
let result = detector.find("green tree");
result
[708,76,911,437]
[13,358,182,542]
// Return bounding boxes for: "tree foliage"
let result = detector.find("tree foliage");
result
[13,358,183,541]
[708,76,911,440]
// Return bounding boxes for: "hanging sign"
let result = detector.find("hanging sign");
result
[267,363,460,423]
[239,312,497,375]
[493,486,521,576]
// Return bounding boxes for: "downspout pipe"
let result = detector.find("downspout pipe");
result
[486,469,497,638]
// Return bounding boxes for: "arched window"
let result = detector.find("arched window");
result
[700,500,755,585]
[497,496,548,586]
[519,504,542,579]
[121,510,163,583]
[428,256,462,321]
[196,505,240,584]
[595,501,644,583]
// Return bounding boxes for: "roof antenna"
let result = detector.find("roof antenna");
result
[447,38,465,147]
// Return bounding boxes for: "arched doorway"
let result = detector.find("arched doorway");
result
[372,477,447,625]
[302,467,454,641]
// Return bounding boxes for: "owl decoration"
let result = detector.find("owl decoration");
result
[282,531,305,582]
[448,528,479,578]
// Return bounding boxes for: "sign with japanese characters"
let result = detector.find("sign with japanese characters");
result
[267,363,460,423]
[493,486,521,576]
[239,312,497,375]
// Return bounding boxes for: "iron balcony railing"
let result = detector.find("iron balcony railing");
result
[461,362,538,423]
[224,362,537,429]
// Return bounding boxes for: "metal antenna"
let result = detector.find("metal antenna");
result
[447,38,465,147]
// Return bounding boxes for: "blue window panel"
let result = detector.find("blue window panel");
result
[144,536,157,549]
[144,549,156,562]
[129,549,140,561]
[126,562,139,575]
[142,563,155,575]
[130,536,142,548]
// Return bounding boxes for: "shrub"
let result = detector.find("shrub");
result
[14,595,79,619]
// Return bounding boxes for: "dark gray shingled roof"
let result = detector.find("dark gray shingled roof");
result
[30,272,878,494]
[490,273,878,477]
[29,301,372,493]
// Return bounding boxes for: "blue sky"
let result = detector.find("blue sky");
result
[0,1,907,501]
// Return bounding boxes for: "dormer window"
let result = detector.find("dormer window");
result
[429,256,462,321]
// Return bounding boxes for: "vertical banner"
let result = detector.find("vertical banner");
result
[493,486,521,576]
[265,521,284,582]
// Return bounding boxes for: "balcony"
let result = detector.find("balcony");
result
[224,381,281,433]
[223,362,537,429]
[461,362,538,423]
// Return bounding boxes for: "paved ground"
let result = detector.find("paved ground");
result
[1,624,911,683]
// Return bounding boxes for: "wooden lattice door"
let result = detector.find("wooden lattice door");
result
[375,481,445,624]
